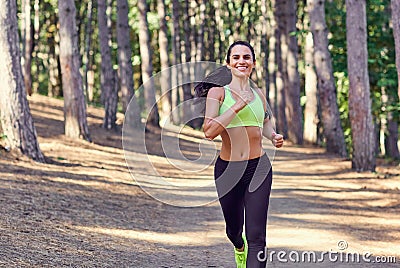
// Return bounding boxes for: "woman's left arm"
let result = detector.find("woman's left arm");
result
[262,117,275,141]
[255,87,284,148]
[262,117,284,148]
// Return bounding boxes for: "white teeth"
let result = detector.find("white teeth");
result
[237,66,247,71]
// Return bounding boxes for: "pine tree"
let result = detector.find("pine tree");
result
[0,0,44,162]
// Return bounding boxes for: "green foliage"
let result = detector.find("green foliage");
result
[15,0,397,156]
[335,71,352,155]
[366,0,398,127]
[325,0,352,153]
[326,0,398,156]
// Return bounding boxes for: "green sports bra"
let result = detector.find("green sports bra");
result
[218,85,265,129]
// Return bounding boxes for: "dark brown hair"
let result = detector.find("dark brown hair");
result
[226,40,256,64]
[194,41,256,98]
[194,66,232,98]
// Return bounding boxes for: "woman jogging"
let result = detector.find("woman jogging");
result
[196,40,283,268]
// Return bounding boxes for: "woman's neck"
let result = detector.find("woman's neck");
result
[229,76,250,91]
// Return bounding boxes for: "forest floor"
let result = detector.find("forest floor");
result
[0,94,399,268]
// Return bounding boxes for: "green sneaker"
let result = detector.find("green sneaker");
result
[234,234,248,268]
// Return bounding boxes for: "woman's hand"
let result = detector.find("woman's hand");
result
[232,89,253,112]
[271,132,284,148]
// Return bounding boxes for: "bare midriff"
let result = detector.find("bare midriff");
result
[219,126,264,161]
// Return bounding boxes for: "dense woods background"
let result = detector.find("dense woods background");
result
[0,0,399,171]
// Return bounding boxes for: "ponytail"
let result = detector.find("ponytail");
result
[194,66,232,98]
[192,66,232,118]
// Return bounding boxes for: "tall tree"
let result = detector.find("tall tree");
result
[308,0,347,156]
[82,0,94,102]
[170,0,182,124]
[182,0,193,124]
[388,0,400,159]
[189,1,197,64]
[214,0,226,63]
[267,0,278,118]
[138,0,160,128]
[47,11,61,98]
[205,2,216,61]
[274,0,289,137]
[157,0,171,121]
[303,7,318,145]
[259,0,269,96]
[32,0,39,94]
[346,0,375,171]
[196,0,206,62]
[284,0,303,144]
[98,0,118,129]
[58,0,91,140]
[0,0,44,162]
[22,0,33,96]
[393,0,400,100]
[381,87,399,158]
[116,0,141,128]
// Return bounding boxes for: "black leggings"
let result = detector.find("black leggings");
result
[214,154,272,268]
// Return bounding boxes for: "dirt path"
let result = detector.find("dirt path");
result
[0,95,399,267]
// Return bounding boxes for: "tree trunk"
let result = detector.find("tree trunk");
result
[267,0,277,119]
[205,2,216,61]
[259,0,269,97]
[102,70,119,129]
[138,0,160,128]
[346,0,375,171]
[385,112,399,159]
[388,0,400,158]
[170,0,182,124]
[308,0,347,156]
[98,0,118,129]
[83,0,93,102]
[116,0,141,128]
[0,0,44,162]
[380,87,399,158]
[47,12,62,98]
[22,0,33,96]
[249,3,257,45]
[214,0,226,63]
[77,1,85,71]
[196,0,206,62]
[117,0,133,113]
[189,1,197,65]
[182,0,193,125]
[392,0,400,99]
[58,0,91,141]
[303,9,318,144]
[284,0,303,144]
[157,0,171,123]
[98,0,112,104]
[32,0,40,94]
[47,33,61,98]
[274,0,288,137]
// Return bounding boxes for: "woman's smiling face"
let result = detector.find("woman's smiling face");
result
[227,45,256,78]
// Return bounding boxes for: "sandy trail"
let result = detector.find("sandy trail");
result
[0,94,398,267]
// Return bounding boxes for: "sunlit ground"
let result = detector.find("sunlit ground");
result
[0,94,398,267]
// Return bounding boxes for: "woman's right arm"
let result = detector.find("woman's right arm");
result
[203,87,246,140]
